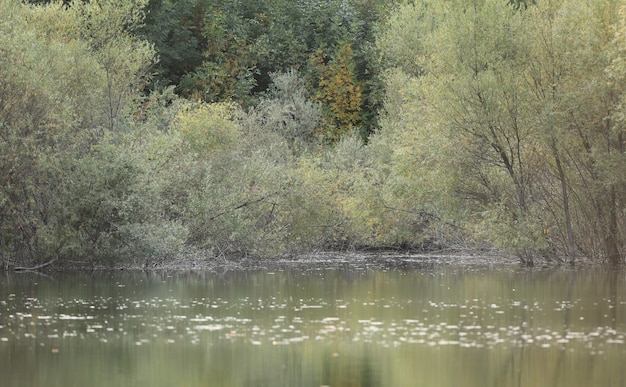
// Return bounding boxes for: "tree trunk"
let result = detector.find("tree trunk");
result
[552,143,576,263]
[606,186,621,265]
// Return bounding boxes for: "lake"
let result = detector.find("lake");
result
[1,255,625,387]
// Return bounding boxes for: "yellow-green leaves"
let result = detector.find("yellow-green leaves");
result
[314,42,363,143]
[173,102,241,157]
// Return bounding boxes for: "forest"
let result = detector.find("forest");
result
[1,0,624,268]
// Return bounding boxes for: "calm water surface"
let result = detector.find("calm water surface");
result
[1,259,626,387]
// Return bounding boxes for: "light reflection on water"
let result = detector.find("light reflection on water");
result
[1,262,626,386]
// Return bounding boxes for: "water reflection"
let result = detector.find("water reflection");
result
[1,263,626,386]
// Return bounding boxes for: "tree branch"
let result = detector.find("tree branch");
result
[208,192,278,221]
[14,258,57,272]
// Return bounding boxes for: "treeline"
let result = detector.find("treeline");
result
[0,0,624,268]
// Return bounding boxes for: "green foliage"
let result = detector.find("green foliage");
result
[139,0,206,87]
[361,69,463,249]
[241,70,321,154]
[0,0,99,263]
[48,136,186,263]
[0,0,161,266]
[376,1,434,77]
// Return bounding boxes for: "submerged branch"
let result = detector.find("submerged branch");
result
[14,258,57,272]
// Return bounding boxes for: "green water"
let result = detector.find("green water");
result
[1,260,626,387]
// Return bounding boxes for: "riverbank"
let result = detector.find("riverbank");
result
[6,243,613,274]
[2,248,529,274]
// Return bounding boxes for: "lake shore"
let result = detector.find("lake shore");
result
[1,249,539,274]
[6,246,612,274]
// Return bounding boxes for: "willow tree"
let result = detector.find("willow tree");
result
[0,0,104,263]
[519,0,587,261]
[504,0,623,263]
[375,0,625,263]
[518,0,625,263]
[68,0,155,132]
[605,2,626,264]
[0,0,159,266]
[418,0,548,261]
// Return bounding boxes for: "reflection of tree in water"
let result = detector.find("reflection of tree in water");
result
[321,345,381,387]
[608,269,618,330]
[360,347,380,387]
[551,269,576,387]
[493,268,625,387]
[495,269,533,387]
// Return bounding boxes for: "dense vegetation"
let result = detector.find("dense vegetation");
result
[1,0,624,269]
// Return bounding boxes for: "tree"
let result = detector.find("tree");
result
[241,70,321,154]
[139,0,207,88]
[421,0,548,260]
[605,1,626,264]
[514,0,625,263]
[143,0,384,134]
[68,0,156,132]
[0,0,103,263]
[374,0,625,263]
[0,0,162,266]
[314,42,363,143]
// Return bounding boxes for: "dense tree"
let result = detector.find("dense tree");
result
[138,0,385,136]
[374,0,625,263]
[2,0,624,268]
[0,0,98,263]
[0,0,160,265]
[242,70,321,154]
[140,0,207,88]
[68,0,156,132]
